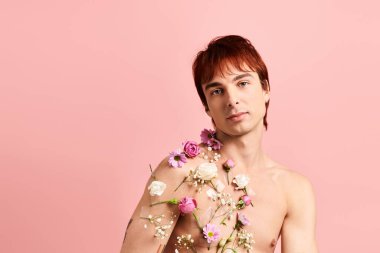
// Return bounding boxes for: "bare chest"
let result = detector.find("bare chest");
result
[166,167,287,252]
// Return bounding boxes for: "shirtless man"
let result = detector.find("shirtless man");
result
[120,35,318,253]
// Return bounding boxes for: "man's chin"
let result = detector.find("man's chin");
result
[225,119,265,134]
[216,125,251,138]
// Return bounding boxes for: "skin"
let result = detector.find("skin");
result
[120,63,318,253]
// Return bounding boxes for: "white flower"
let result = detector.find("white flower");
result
[215,179,225,192]
[206,188,218,200]
[195,162,218,180]
[233,174,250,190]
[224,249,235,253]
[148,180,167,196]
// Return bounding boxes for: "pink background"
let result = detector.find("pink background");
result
[1,0,379,252]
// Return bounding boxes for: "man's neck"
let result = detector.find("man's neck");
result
[215,122,268,173]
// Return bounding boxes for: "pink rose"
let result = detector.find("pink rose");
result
[241,195,251,206]
[178,197,197,214]
[183,141,200,158]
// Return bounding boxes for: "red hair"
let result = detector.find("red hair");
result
[192,35,271,130]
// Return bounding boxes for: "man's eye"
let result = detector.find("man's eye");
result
[211,89,222,95]
[239,81,249,87]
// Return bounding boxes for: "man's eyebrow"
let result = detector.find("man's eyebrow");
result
[203,73,253,91]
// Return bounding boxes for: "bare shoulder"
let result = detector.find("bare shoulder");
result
[150,154,186,184]
[266,161,314,190]
[153,146,205,176]
[149,143,207,194]
[271,164,317,215]
[272,165,319,252]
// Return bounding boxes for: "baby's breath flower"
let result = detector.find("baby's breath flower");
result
[237,229,255,251]
[140,213,174,240]
[175,234,197,253]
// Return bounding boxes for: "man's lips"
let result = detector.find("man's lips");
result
[227,112,247,119]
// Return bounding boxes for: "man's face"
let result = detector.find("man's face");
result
[202,63,270,136]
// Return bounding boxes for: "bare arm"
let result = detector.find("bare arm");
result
[120,157,187,253]
[281,172,319,253]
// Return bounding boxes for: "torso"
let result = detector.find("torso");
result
[163,145,289,253]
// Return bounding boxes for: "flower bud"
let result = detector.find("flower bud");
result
[168,198,179,205]
[223,159,235,172]
[218,238,227,247]
[236,199,245,210]
[241,195,251,206]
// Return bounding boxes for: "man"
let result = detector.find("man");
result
[120,35,318,253]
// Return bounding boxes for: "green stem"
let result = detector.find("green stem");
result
[149,164,156,180]
[232,231,238,248]
[150,198,178,206]
[192,213,202,230]
[208,204,222,223]
[150,200,168,206]
[221,228,236,253]
[174,177,188,191]
[216,206,236,219]
[139,215,159,223]
[219,213,228,225]
[209,180,218,191]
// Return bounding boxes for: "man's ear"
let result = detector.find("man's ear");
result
[261,80,270,103]
[264,91,270,103]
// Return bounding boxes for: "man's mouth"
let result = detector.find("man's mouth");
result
[227,112,247,119]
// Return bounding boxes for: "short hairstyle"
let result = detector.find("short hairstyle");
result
[192,35,271,130]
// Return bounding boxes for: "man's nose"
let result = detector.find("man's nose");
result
[225,87,239,107]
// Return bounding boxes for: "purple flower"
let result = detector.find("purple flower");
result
[237,212,250,227]
[200,128,223,150]
[182,140,201,158]
[200,128,216,145]
[203,223,221,243]
[168,149,187,168]
[178,197,197,214]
